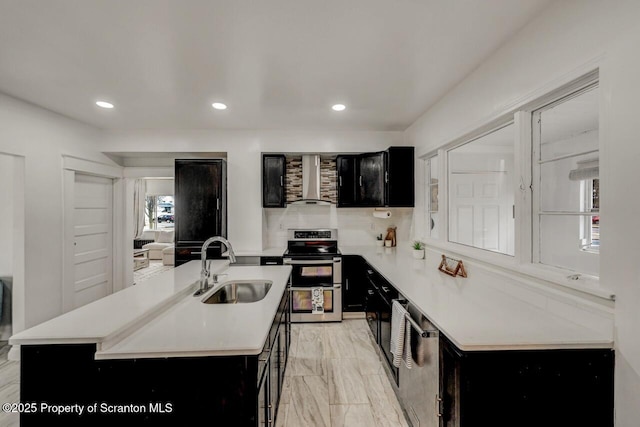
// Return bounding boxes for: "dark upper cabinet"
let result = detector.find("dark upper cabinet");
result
[175,159,227,265]
[336,147,414,208]
[358,152,386,207]
[385,146,415,207]
[337,152,385,207]
[262,155,286,207]
[263,147,414,209]
[337,155,358,207]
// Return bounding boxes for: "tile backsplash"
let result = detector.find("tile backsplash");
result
[285,155,337,203]
[263,205,413,248]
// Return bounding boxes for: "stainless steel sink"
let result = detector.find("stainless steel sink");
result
[202,281,273,304]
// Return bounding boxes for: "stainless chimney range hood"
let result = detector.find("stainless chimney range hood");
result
[290,154,331,206]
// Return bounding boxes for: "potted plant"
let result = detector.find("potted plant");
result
[412,241,425,259]
[375,234,384,247]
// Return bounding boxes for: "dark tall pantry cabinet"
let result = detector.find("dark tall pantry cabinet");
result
[175,159,227,266]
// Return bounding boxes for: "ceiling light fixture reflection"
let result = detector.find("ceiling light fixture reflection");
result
[212,102,228,110]
[96,101,114,109]
[332,104,346,111]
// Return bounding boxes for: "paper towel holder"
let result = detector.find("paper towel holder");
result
[373,208,392,219]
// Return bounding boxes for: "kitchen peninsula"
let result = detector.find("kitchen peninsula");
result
[10,261,293,426]
[344,245,614,427]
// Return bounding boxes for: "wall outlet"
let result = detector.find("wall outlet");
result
[370,222,375,230]
[279,223,284,230]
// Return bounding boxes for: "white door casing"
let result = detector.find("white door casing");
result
[67,173,113,309]
[62,156,123,313]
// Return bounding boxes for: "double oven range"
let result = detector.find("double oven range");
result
[283,229,342,323]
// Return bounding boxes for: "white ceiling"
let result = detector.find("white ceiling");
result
[0,0,551,131]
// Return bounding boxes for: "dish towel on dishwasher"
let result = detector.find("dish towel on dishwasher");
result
[311,287,324,314]
[391,300,413,369]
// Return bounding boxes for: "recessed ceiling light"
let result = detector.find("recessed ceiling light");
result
[332,104,346,112]
[96,101,114,109]
[212,102,227,110]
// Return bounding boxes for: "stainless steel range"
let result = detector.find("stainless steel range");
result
[283,229,342,322]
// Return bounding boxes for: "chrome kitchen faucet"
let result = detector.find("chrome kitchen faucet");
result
[194,236,236,296]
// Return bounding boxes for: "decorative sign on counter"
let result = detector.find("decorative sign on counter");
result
[438,254,467,278]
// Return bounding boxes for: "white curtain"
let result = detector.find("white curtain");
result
[133,179,146,239]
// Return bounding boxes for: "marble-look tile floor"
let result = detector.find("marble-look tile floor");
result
[0,343,19,427]
[276,319,409,427]
[0,321,408,427]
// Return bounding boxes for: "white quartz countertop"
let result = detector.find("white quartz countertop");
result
[341,245,613,351]
[11,243,611,355]
[95,265,292,359]
[10,260,231,345]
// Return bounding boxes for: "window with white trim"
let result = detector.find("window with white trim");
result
[145,195,174,231]
[447,123,516,256]
[532,83,599,276]
[424,155,440,239]
[419,73,601,286]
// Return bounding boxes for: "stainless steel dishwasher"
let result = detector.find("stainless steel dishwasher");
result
[398,301,440,427]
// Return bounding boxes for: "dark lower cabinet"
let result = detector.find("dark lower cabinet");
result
[440,336,614,427]
[20,290,291,427]
[342,255,367,312]
[260,256,283,266]
[257,368,268,427]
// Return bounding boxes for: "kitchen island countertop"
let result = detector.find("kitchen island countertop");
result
[95,264,292,359]
[10,260,231,346]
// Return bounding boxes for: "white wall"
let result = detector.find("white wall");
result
[600,24,640,427]
[0,153,24,340]
[0,155,14,275]
[0,93,115,330]
[404,1,640,425]
[145,179,174,196]
[101,129,405,252]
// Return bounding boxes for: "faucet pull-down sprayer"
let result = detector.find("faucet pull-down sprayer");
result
[193,236,236,296]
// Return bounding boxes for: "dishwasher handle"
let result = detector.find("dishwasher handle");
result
[398,300,439,338]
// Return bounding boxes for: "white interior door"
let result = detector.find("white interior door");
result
[449,172,513,254]
[70,173,113,309]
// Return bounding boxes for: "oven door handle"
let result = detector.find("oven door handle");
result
[283,259,335,265]
[289,285,341,290]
